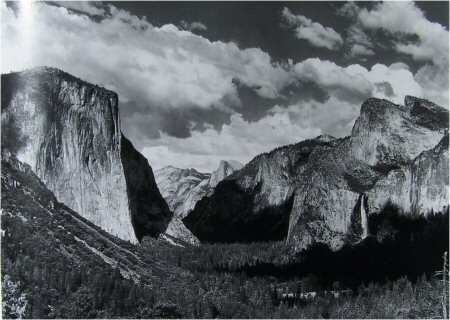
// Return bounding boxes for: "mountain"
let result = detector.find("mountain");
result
[366,131,449,216]
[155,160,242,244]
[184,96,449,250]
[183,136,336,243]
[0,148,194,318]
[208,160,244,188]
[1,67,171,243]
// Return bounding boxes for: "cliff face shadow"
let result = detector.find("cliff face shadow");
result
[121,135,172,241]
[230,207,449,290]
[183,180,294,243]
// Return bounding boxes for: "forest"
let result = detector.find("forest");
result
[2,201,448,318]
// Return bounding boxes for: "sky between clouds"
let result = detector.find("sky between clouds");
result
[2,1,449,172]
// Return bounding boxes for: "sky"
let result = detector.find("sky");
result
[2,1,449,172]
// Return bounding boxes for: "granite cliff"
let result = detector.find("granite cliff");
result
[1,67,171,243]
[185,96,449,250]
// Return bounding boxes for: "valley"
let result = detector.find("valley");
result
[1,67,448,319]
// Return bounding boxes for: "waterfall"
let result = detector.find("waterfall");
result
[360,195,369,239]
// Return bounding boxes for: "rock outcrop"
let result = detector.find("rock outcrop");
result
[155,160,242,244]
[209,160,244,188]
[183,136,336,243]
[185,96,449,250]
[366,131,449,217]
[1,67,171,243]
[288,96,448,250]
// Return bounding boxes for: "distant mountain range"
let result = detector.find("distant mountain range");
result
[155,160,243,244]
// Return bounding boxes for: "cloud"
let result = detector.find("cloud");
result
[143,110,322,172]
[180,20,207,32]
[337,3,375,58]
[337,1,448,107]
[345,63,423,105]
[414,63,449,108]
[282,7,343,50]
[358,2,448,65]
[374,82,394,97]
[291,57,433,106]
[337,2,360,19]
[51,1,106,16]
[345,25,375,57]
[356,1,449,107]
[1,2,293,141]
[292,58,374,102]
[349,44,374,57]
[143,54,433,172]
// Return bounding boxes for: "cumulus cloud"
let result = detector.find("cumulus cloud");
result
[143,110,322,172]
[291,57,431,106]
[336,1,448,107]
[349,44,374,57]
[282,7,343,50]
[51,1,106,16]
[358,2,448,64]
[356,1,449,107]
[180,20,207,32]
[1,2,293,140]
[143,55,437,172]
[292,58,373,102]
[345,63,423,105]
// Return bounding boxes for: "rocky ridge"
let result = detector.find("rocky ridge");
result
[1,67,172,243]
[185,96,449,250]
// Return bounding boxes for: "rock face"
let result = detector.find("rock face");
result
[366,132,449,217]
[184,136,336,243]
[185,96,448,250]
[155,160,242,244]
[1,67,171,243]
[0,148,193,307]
[288,97,448,251]
[209,160,244,188]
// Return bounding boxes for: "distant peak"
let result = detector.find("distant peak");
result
[185,168,201,175]
[314,135,336,143]
[209,160,243,187]
[217,160,243,171]
[155,166,182,174]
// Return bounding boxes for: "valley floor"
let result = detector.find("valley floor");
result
[2,234,449,319]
